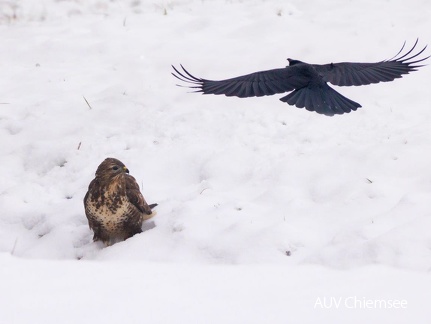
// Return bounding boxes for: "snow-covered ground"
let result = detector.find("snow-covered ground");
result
[1,0,431,322]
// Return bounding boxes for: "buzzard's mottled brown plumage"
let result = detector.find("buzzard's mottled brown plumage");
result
[84,158,157,245]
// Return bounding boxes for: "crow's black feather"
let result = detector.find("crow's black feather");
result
[172,40,429,116]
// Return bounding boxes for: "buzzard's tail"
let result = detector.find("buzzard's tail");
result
[280,83,361,116]
[142,203,158,221]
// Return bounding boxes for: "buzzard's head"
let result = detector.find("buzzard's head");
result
[95,158,130,180]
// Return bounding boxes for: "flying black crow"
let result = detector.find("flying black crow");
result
[172,40,429,116]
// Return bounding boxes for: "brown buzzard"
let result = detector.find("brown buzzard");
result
[84,157,157,245]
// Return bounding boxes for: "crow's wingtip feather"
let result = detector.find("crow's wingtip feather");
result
[389,39,429,65]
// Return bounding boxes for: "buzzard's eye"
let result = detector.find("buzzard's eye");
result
[112,166,119,171]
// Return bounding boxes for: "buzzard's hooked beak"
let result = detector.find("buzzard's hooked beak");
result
[123,166,129,173]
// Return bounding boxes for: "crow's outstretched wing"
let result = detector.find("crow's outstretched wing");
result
[314,40,429,86]
[172,65,310,98]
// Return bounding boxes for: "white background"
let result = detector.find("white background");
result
[1,0,430,323]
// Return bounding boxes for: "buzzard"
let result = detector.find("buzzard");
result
[172,40,429,116]
[84,158,157,245]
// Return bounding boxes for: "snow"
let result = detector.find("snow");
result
[1,0,431,322]
[2,255,431,324]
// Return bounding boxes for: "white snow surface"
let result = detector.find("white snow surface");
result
[1,0,431,322]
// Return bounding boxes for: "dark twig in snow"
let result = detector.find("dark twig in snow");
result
[83,96,92,110]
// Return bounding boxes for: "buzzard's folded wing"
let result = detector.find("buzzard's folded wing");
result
[125,175,152,215]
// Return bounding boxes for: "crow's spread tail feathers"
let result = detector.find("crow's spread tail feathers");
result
[280,83,361,116]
